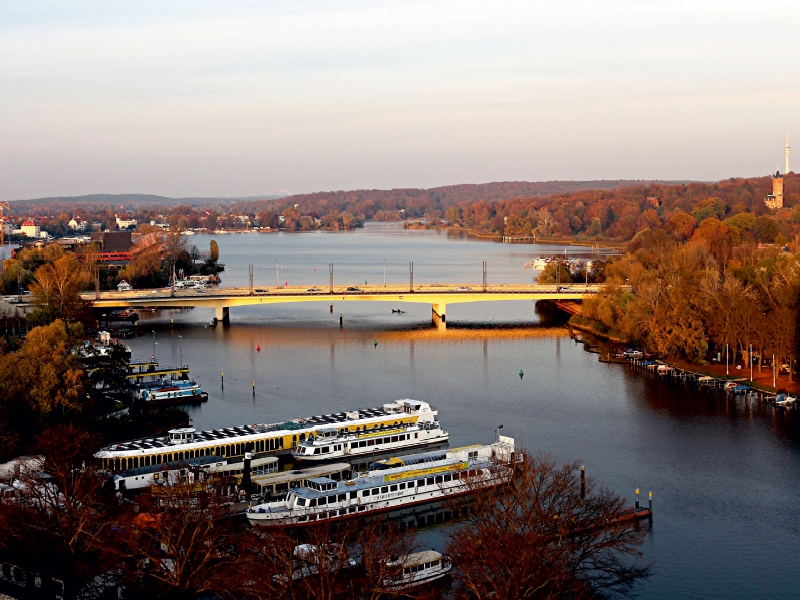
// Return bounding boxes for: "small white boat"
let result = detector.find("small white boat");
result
[383,550,452,590]
[775,394,796,408]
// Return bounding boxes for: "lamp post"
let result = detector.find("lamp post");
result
[151,331,158,362]
[726,344,729,376]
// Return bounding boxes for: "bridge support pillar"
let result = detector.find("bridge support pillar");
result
[215,306,230,325]
[432,303,446,330]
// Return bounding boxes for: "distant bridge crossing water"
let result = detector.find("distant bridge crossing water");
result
[83,283,605,328]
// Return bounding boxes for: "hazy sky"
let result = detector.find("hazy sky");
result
[1,0,798,199]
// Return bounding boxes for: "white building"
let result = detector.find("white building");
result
[68,218,86,231]
[20,220,40,238]
[117,279,132,292]
[116,217,138,229]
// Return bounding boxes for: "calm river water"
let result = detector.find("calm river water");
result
[125,224,800,599]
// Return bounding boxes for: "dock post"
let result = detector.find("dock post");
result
[252,381,255,396]
[580,466,585,500]
[330,303,333,313]
[648,491,652,518]
[221,371,224,387]
[635,488,640,509]
[339,314,343,328]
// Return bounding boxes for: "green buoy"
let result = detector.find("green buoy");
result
[374,339,378,348]
[519,369,524,378]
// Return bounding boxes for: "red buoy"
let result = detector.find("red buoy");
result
[256,344,261,353]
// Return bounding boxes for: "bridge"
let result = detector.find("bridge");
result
[82,283,604,328]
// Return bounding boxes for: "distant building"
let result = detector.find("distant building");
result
[646,197,661,208]
[68,217,86,231]
[117,279,132,292]
[90,231,134,252]
[765,171,784,209]
[20,219,40,238]
[115,216,138,229]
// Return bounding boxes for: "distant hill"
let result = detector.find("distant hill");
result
[9,193,287,212]
[233,180,696,217]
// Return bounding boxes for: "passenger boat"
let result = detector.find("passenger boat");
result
[245,435,519,527]
[383,550,452,590]
[94,400,442,473]
[292,402,448,462]
[134,379,208,405]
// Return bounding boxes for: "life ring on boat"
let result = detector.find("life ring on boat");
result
[252,423,258,429]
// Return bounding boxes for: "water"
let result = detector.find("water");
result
[125,224,800,599]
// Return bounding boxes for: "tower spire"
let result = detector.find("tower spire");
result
[785,126,790,174]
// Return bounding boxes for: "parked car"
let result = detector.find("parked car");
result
[346,287,361,292]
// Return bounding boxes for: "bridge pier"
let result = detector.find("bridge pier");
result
[432,303,446,330]
[215,306,230,325]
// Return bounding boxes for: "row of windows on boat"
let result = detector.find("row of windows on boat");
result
[300,433,418,454]
[103,437,288,471]
[402,561,443,576]
[293,469,485,507]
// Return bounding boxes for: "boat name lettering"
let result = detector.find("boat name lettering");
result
[356,428,405,439]
[383,461,468,483]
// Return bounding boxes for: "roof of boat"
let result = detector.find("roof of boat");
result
[251,462,350,486]
[400,550,442,567]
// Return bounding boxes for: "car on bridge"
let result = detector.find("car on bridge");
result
[255,289,268,293]
[456,286,472,291]
[345,287,361,292]
[306,288,324,293]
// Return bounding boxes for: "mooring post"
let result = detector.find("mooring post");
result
[252,381,255,396]
[221,371,224,387]
[635,488,640,509]
[648,491,653,517]
[330,303,333,313]
[339,313,343,328]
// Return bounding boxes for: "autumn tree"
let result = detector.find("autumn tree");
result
[29,254,92,325]
[210,239,220,263]
[0,425,122,599]
[447,452,651,600]
[0,320,88,457]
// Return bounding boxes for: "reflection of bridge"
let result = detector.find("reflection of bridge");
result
[82,283,604,329]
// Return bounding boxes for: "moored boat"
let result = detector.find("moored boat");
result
[245,435,520,527]
[95,399,443,473]
[134,379,208,405]
[292,400,448,462]
[383,550,452,590]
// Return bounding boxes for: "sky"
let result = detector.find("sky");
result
[1,0,798,199]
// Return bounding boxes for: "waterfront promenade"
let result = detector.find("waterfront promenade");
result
[81,283,604,326]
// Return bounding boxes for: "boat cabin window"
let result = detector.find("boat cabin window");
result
[297,498,307,506]
[444,474,452,482]
[390,485,398,492]
[381,486,388,493]
[372,488,380,495]
[338,493,347,502]
[349,491,357,499]
[363,489,370,497]
[427,477,434,485]
[468,451,478,460]
[318,496,327,505]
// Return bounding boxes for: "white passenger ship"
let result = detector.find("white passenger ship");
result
[94,400,442,473]
[292,401,448,462]
[246,436,519,527]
